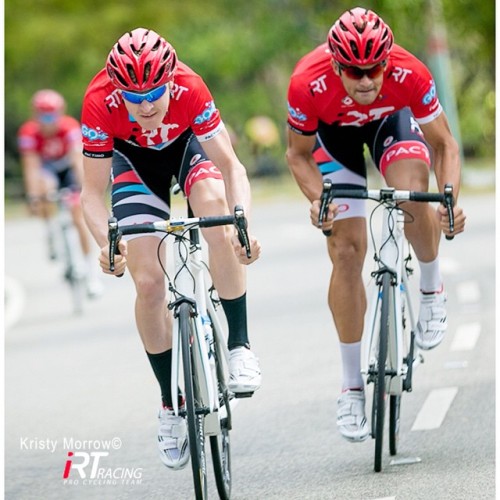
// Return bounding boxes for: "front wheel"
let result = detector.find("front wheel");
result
[389,395,401,456]
[372,272,391,473]
[179,303,208,499]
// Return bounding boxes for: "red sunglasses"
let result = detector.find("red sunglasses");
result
[337,61,387,80]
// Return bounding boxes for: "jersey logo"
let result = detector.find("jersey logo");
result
[171,83,189,100]
[194,101,217,125]
[309,74,328,94]
[82,124,109,142]
[287,103,307,122]
[391,66,413,83]
[142,123,179,146]
[342,106,395,127]
[105,89,122,111]
[422,81,437,105]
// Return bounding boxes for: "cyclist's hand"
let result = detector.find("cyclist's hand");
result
[311,199,338,231]
[100,239,128,275]
[232,233,261,265]
[27,198,42,216]
[437,204,466,237]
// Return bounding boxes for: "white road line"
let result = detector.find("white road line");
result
[456,280,481,304]
[5,276,26,331]
[450,322,481,351]
[411,387,458,431]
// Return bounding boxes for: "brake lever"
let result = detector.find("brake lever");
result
[234,205,251,259]
[319,180,333,237]
[443,184,455,241]
[108,217,124,277]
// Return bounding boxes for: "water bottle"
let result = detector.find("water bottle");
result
[201,314,214,356]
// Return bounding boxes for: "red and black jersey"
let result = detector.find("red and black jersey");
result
[17,116,81,161]
[287,43,442,135]
[81,61,223,158]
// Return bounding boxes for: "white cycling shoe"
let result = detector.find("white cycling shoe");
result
[157,406,190,470]
[337,389,369,443]
[415,289,447,350]
[228,346,262,395]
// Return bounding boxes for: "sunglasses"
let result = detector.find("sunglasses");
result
[121,85,168,104]
[338,61,386,80]
[38,112,58,124]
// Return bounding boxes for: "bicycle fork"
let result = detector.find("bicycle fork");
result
[363,208,408,395]
[169,234,220,430]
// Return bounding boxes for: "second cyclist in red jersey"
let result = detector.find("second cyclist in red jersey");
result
[286,7,465,443]
[80,28,262,471]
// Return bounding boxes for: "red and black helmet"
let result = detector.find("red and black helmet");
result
[106,28,177,91]
[31,89,65,114]
[328,8,394,66]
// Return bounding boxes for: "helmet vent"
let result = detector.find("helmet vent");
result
[365,40,373,59]
[126,64,138,85]
[143,62,151,83]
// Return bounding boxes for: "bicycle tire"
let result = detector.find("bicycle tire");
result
[210,326,232,500]
[373,272,391,473]
[61,224,85,315]
[179,302,208,499]
[389,394,401,456]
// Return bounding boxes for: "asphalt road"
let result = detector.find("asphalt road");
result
[4,191,495,500]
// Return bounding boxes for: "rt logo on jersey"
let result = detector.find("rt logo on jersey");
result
[309,74,328,94]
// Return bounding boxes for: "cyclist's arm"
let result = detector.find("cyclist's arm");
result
[285,129,323,202]
[20,152,44,200]
[201,126,252,216]
[69,144,85,187]
[80,156,113,248]
[286,129,337,230]
[201,126,261,263]
[420,111,465,235]
[420,112,461,199]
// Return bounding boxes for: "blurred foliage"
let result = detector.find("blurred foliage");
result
[5,0,495,196]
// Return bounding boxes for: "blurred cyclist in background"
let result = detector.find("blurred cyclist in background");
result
[17,89,103,297]
[286,7,465,443]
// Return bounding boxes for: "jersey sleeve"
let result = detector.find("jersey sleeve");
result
[186,77,223,142]
[81,89,115,158]
[286,75,319,135]
[17,122,38,153]
[61,116,83,147]
[408,61,443,124]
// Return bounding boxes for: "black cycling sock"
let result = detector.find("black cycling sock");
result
[220,293,250,350]
[146,349,181,408]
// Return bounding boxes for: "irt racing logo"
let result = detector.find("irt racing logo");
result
[62,451,143,486]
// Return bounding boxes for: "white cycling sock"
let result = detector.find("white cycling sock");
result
[418,257,443,293]
[340,341,364,391]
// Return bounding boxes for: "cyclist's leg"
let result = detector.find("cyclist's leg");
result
[59,168,103,295]
[373,107,440,266]
[179,136,261,394]
[314,126,370,441]
[111,149,189,468]
[36,167,59,258]
[372,108,446,349]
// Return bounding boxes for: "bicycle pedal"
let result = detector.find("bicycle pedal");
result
[233,392,254,399]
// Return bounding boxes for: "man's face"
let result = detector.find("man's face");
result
[121,84,171,130]
[37,112,61,136]
[333,60,387,106]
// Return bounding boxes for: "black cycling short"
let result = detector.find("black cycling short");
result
[313,107,431,219]
[111,130,223,237]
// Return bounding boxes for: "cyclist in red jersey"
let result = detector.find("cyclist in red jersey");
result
[17,89,103,297]
[80,28,262,470]
[286,8,466,443]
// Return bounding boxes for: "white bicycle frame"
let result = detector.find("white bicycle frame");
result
[169,225,231,436]
[361,201,420,395]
